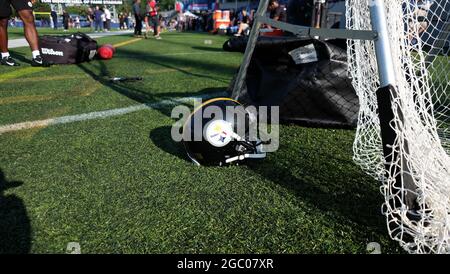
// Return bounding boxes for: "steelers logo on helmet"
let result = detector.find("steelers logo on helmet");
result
[182,98,266,166]
[205,120,233,147]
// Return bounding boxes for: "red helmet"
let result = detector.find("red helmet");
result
[98,45,114,60]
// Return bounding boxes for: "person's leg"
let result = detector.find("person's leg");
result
[17,9,39,52]
[235,23,243,35]
[243,23,250,35]
[144,17,149,35]
[151,18,155,34]
[0,17,8,54]
[152,17,160,37]
[7,4,47,66]
[157,24,161,38]
[0,0,12,54]
[136,17,142,35]
[0,2,20,66]
[153,18,156,35]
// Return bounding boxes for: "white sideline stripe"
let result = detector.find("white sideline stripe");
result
[8,30,133,49]
[0,92,225,135]
[161,52,224,56]
[119,52,226,57]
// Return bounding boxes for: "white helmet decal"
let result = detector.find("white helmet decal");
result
[205,120,233,147]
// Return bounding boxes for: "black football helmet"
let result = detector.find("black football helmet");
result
[182,98,266,166]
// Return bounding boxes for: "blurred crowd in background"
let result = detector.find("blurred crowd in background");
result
[171,8,256,33]
[6,0,298,36]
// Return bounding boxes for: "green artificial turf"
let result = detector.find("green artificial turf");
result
[0,32,405,254]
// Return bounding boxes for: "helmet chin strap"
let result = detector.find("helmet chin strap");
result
[185,150,201,166]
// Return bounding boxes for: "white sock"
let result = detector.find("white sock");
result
[32,50,40,59]
[1,52,10,59]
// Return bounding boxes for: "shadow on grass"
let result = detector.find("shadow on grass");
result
[116,47,234,84]
[149,126,190,162]
[149,123,393,247]
[0,169,31,254]
[191,46,224,52]
[148,34,220,49]
[10,51,32,65]
[76,60,227,118]
[75,38,238,117]
[246,143,391,242]
[78,43,393,247]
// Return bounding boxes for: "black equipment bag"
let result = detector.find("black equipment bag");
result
[225,36,359,128]
[39,32,98,64]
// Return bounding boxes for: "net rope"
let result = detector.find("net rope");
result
[346,0,450,253]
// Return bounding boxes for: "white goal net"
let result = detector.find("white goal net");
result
[346,0,450,253]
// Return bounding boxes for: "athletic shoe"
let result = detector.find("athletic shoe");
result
[1,56,20,66]
[31,55,51,67]
[155,35,162,40]
[234,33,241,37]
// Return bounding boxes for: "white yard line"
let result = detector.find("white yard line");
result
[160,52,225,56]
[8,30,133,49]
[0,92,226,135]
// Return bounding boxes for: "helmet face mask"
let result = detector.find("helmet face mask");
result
[182,98,266,166]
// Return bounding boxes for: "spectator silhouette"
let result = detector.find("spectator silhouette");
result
[0,169,31,254]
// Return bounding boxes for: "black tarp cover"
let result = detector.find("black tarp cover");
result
[224,36,359,128]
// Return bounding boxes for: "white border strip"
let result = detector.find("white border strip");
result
[0,92,225,135]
